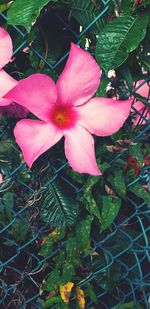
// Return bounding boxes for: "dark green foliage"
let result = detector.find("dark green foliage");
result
[40,179,79,227]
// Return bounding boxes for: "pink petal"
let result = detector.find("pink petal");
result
[77,97,132,136]
[0,173,3,184]
[64,125,101,175]
[0,69,17,106]
[136,80,149,97]
[14,119,63,167]
[133,101,144,112]
[0,27,13,68]
[56,43,101,106]
[5,73,57,122]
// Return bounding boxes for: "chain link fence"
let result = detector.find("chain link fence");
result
[0,0,150,308]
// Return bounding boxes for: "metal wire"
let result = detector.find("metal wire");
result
[0,0,150,308]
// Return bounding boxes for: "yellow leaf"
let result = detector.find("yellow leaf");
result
[76,287,85,309]
[60,282,74,304]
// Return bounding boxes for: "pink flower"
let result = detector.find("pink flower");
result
[133,80,150,126]
[0,27,16,105]
[0,173,3,184]
[5,43,132,175]
[0,27,28,118]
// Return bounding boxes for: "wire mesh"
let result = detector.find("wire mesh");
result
[0,0,150,308]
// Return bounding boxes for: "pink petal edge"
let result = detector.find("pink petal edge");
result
[4,73,57,122]
[0,69,17,106]
[56,43,101,106]
[77,97,133,136]
[0,27,13,68]
[14,119,63,167]
[64,124,101,175]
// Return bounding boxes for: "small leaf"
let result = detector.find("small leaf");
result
[60,282,74,304]
[100,196,121,232]
[76,287,85,309]
[96,15,148,72]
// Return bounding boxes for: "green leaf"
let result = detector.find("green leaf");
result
[44,269,61,291]
[95,76,109,97]
[0,2,11,12]
[129,142,144,167]
[100,196,121,232]
[96,15,148,72]
[119,64,133,92]
[86,284,97,304]
[40,179,79,228]
[79,176,101,223]
[61,263,74,283]
[92,251,122,290]
[60,0,107,34]
[43,296,62,308]
[38,228,65,256]
[120,0,134,14]
[2,192,14,209]
[0,140,14,155]
[9,217,29,242]
[114,170,126,198]
[7,0,53,32]
[129,182,150,204]
[76,215,93,251]
[66,236,80,265]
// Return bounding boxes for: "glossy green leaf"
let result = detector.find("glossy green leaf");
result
[40,179,79,228]
[96,15,148,72]
[7,0,55,32]
[100,196,121,232]
[60,0,107,34]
